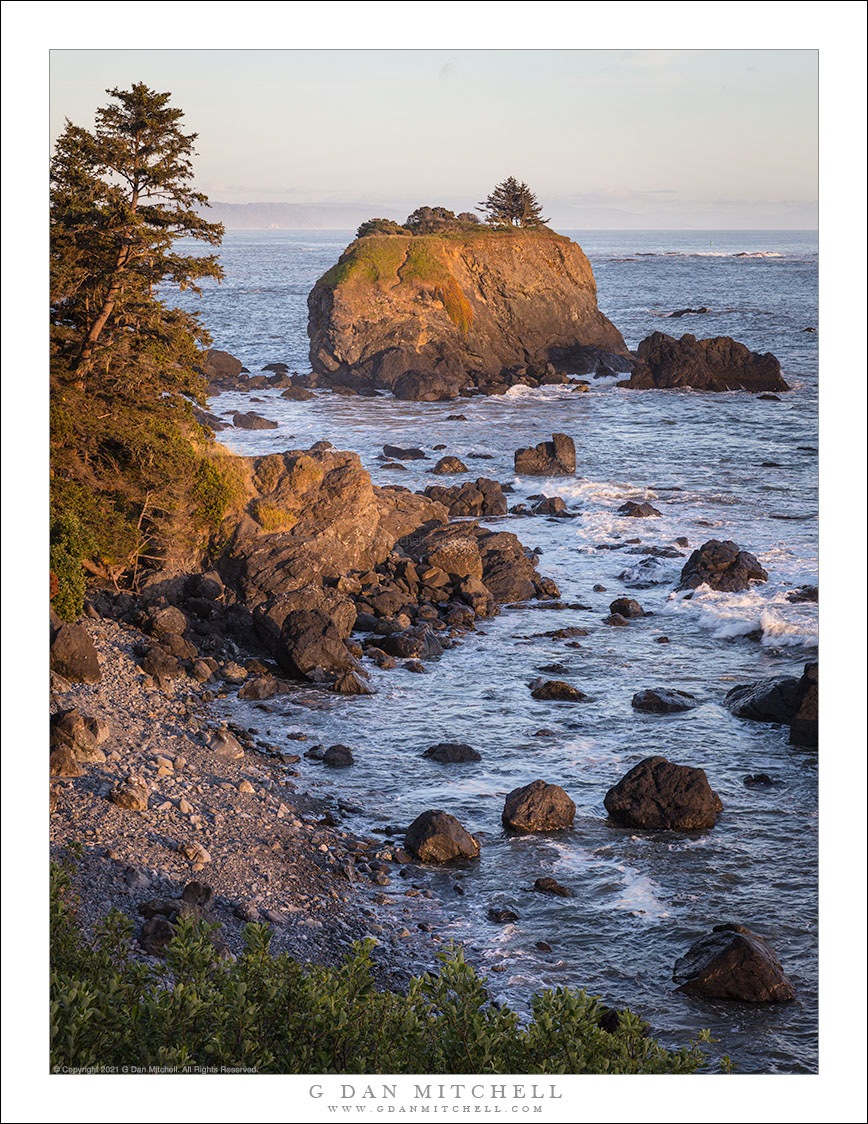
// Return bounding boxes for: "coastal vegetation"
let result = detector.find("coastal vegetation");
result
[51,860,712,1074]
[49,83,230,615]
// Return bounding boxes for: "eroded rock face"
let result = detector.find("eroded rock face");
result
[673,923,796,1002]
[604,756,723,830]
[404,810,480,863]
[308,230,629,398]
[219,446,448,605]
[677,540,768,592]
[502,779,576,833]
[423,478,507,517]
[620,332,790,392]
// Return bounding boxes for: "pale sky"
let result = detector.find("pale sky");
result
[49,49,818,228]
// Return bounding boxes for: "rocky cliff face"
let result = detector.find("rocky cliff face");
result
[307,230,630,399]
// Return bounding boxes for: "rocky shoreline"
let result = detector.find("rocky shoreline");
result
[50,616,467,989]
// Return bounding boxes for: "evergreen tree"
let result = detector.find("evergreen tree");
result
[50,82,224,372]
[49,84,238,597]
[478,177,549,228]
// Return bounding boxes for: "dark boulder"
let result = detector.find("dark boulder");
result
[514,433,576,476]
[530,680,588,702]
[673,923,795,1002]
[323,744,354,767]
[275,609,356,679]
[533,496,569,516]
[620,332,790,392]
[50,623,101,683]
[432,455,469,474]
[233,411,279,430]
[203,349,243,379]
[404,810,480,863]
[677,539,768,592]
[604,756,723,830]
[632,688,698,714]
[281,385,316,401]
[618,500,661,518]
[724,663,817,748]
[488,908,520,924]
[383,444,426,460]
[608,597,645,619]
[789,663,817,748]
[423,743,482,763]
[532,877,574,898]
[502,779,576,833]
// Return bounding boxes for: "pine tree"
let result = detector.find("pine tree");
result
[49,84,237,595]
[477,177,549,228]
[50,82,224,372]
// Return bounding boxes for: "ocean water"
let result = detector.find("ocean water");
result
[172,229,818,1073]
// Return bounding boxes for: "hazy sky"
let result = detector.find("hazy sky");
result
[51,48,818,228]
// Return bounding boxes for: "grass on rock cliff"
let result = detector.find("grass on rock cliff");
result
[50,860,717,1074]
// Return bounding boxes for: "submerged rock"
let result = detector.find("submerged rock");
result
[530,680,588,702]
[632,688,698,714]
[604,756,722,830]
[620,332,790,392]
[673,923,795,1002]
[423,743,482,763]
[618,500,661,518]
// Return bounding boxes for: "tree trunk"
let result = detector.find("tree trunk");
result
[76,187,138,367]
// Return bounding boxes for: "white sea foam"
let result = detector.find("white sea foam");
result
[662,586,818,647]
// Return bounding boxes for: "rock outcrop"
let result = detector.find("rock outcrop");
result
[725,662,818,748]
[619,332,790,392]
[673,923,796,1002]
[604,756,723,830]
[514,433,576,476]
[308,230,630,398]
[677,539,768,592]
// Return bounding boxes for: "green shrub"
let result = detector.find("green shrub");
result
[49,509,94,621]
[50,862,715,1074]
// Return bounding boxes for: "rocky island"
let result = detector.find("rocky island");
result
[308,226,631,399]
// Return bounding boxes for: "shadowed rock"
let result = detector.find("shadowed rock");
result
[632,688,698,714]
[673,923,795,1002]
[404,810,480,863]
[604,756,722,830]
[677,539,768,592]
[514,433,576,476]
[620,332,789,392]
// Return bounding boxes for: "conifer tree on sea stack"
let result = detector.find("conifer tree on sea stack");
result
[477,177,549,228]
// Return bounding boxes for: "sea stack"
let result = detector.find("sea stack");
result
[307,227,630,399]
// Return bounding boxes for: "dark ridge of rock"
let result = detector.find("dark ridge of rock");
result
[514,433,576,476]
[322,744,354,767]
[677,539,768,592]
[618,500,661,518]
[281,385,316,401]
[422,743,482,763]
[50,623,102,684]
[192,405,230,432]
[233,411,279,430]
[422,478,507,518]
[404,810,480,863]
[667,306,710,318]
[789,664,818,748]
[786,585,818,604]
[488,908,520,924]
[502,779,576,833]
[619,332,790,392]
[673,923,796,1002]
[308,229,629,398]
[632,688,698,714]
[383,445,426,460]
[604,756,723,831]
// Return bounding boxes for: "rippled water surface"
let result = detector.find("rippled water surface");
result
[173,229,818,1072]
